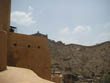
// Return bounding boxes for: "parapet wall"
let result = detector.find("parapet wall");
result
[7,32,51,80]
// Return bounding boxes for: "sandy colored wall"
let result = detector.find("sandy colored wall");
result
[0,0,11,31]
[0,0,51,80]
[0,0,11,71]
[0,31,7,71]
[7,32,51,80]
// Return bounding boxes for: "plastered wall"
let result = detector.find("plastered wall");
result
[0,0,11,31]
[0,0,10,71]
[0,31,7,71]
[7,32,51,80]
[0,0,51,80]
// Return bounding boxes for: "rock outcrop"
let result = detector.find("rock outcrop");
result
[33,32,110,78]
[49,40,110,78]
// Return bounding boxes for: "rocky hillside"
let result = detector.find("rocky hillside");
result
[49,40,110,77]
[33,32,110,78]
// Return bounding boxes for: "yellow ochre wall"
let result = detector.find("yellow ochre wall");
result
[0,0,11,31]
[0,0,11,71]
[0,31,7,71]
[7,32,51,80]
[0,0,51,80]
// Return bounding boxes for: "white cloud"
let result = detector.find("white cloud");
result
[11,10,35,26]
[59,25,92,36]
[58,27,72,44]
[58,25,92,44]
[58,24,110,45]
[60,26,70,35]
[28,6,34,11]
[73,25,91,33]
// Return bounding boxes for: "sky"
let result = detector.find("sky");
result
[11,0,110,46]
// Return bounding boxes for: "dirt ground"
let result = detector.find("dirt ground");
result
[0,66,54,83]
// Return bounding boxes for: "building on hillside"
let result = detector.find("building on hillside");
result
[10,26,17,32]
[32,31,48,38]
[51,70,63,83]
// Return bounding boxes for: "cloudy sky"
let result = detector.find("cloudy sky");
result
[11,0,110,46]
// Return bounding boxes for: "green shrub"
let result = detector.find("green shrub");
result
[99,75,110,83]
[103,75,110,83]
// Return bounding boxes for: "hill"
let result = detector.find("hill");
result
[33,32,110,78]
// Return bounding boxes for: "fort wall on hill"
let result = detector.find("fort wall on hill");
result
[7,32,51,80]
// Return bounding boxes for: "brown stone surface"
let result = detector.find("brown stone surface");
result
[0,31,7,71]
[48,39,110,78]
[0,66,54,83]
[0,0,10,70]
[7,32,51,80]
[0,0,11,31]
